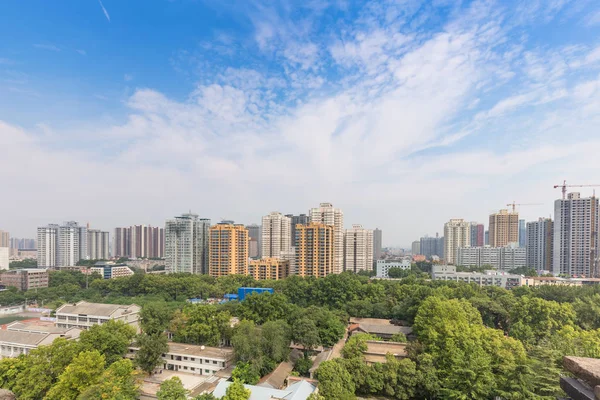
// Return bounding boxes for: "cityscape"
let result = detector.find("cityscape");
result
[2,0,600,399]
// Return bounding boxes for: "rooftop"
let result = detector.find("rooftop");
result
[167,342,234,359]
[8,321,68,334]
[0,329,51,346]
[258,361,294,389]
[56,301,140,317]
[213,379,316,400]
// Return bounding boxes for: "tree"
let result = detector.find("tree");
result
[314,359,355,400]
[157,376,189,400]
[141,301,175,335]
[231,320,262,363]
[260,320,291,363]
[45,350,106,400]
[223,379,251,400]
[194,394,218,400]
[292,318,321,353]
[79,359,140,400]
[387,268,412,279]
[238,292,296,325]
[294,355,313,377]
[390,332,407,343]
[134,333,168,375]
[79,319,137,365]
[231,362,260,385]
[341,333,373,359]
[170,305,232,346]
[509,296,576,345]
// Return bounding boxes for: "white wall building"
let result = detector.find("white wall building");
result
[55,301,140,331]
[310,203,344,274]
[0,247,8,270]
[165,213,210,274]
[37,222,87,267]
[431,265,522,289]
[261,212,291,259]
[0,322,81,359]
[553,193,600,277]
[88,229,110,260]
[37,225,58,267]
[376,259,411,278]
[456,245,526,270]
[444,219,471,265]
[344,225,373,273]
[90,262,134,279]
[526,218,553,272]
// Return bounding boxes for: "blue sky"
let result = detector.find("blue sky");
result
[2,0,600,246]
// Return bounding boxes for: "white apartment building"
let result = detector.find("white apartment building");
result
[165,213,210,274]
[376,259,411,278]
[526,218,553,272]
[37,222,87,267]
[553,193,600,277]
[127,342,234,376]
[90,262,134,279]
[344,225,373,273]
[0,247,8,270]
[443,219,471,265]
[37,225,58,267]
[55,301,141,331]
[88,229,110,260]
[456,245,526,270]
[261,212,291,259]
[310,203,344,274]
[0,321,81,359]
[431,265,522,289]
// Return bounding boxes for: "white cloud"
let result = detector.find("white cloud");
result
[33,43,61,52]
[98,0,111,22]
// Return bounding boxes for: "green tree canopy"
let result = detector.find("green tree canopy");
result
[79,358,140,400]
[315,359,355,400]
[45,350,106,400]
[157,376,188,400]
[141,301,175,335]
[223,379,251,400]
[134,333,168,375]
[79,319,137,365]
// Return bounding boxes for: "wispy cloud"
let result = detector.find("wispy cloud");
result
[124,74,133,82]
[75,49,87,56]
[33,43,61,52]
[98,0,110,22]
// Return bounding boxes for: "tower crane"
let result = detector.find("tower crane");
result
[506,202,542,213]
[553,180,600,200]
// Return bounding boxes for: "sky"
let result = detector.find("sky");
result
[2,0,600,247]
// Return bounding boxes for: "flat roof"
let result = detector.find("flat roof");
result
[56,301,139,317]
[8,321,69,334]
[0,329,50,346]
[167,342,234,359]
[365,341,408,357]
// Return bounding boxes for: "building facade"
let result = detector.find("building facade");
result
[165,214,210,274]
[375,259,411,278]
[0,322,81,359]
[310,203,344,274]
[247,258,290,280]
[37,222,87,267]
[0,269,49,291]
[444,219,471,265]
[431,265,522,289]
[343,225,373,273]
[519,219,526,248]
[87,229,110,260]
[553,192,600,277]
[0,247,8,270]
[208,222,249,277]
[456,245,526,270]
[526,218,553,272]
[9,238,36,250]
[373,228,383,261]
[246,224,261,259]
[295,223,334,278]
[114,225,165,259]
[286,214,309,249]
[411,241,421,255]
[90,262,135,279]
[489,209,519,247]
[261,212,291,259]
[55,301,140,330]
[470,223,484,247]
[0,231,9,248]
[420,235,444,259]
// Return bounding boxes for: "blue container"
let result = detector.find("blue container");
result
[237,287,274,301]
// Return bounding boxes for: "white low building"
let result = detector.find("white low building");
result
[55,301,141,331]
[90,262,134,279]
[0,321,81,359]
[456,245,526,270]
[127,342,234,376]
[376,259,411,278]
[431,265,522,289]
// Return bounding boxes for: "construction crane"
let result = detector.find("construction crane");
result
[506,202,542,213]
[553,180,600,200]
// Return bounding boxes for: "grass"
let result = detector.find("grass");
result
[0,315,29,325]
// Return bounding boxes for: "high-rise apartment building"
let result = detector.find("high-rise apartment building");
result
[247,258,290,280]
[114,226,165,259]
[309,203,344,274]
[373,228,382,261]
[485,230,489,245]
[0,247,8,270]
[246,224,260,259]
[420,234,444,259]
[165,214,210,274]
[444,219,471,265]
[0,231,9,248]
[489,209,519,247]
[285,214,309,249]
[519,219,526,248]
[37,222,87,267]
[295,223,334,278]
[411,241,421,255]
[208,222,248,277]
[261,212,291,259]
[87,230,110,260]
[343,225,373,273]
[457,244,526,270]
[526,218,553,272]
[470,223,484,247]
[9,238,36,250]
[553,193,599,277]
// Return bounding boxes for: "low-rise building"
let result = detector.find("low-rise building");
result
[247,258,290,280]
[90,261,134,279]
[0,268,48,291]
[348,318,413,340]
[456,245,526,270]
[127,342,234,376]
[363,340,408,365]
[212,380,317,400]
[521,276,600,287]
[431,265,522,289]
[55,301,141,330]
[0,321,81,359]
[376,259,411,278]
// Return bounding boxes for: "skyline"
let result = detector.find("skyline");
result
[2,0,600,246]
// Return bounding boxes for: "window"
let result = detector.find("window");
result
[212,360,217,364]
[205,369,210,374]
[183,357,188,360]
